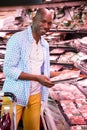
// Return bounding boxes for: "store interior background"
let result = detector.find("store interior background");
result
[0,0,87,130]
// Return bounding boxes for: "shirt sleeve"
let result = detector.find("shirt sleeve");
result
[3,32,22,80]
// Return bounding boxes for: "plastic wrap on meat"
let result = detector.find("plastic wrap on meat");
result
[50,48,65,55]
[50,70,80,83]
[50,65,62,72]
[70,125,87,130]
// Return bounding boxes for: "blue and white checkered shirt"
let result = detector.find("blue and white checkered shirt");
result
[3,26,50,106]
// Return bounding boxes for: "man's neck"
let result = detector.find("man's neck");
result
[31,28,40,44]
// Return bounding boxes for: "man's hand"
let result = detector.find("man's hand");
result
[37,75,55,88]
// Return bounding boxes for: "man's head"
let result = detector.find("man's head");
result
[32,8,53,37]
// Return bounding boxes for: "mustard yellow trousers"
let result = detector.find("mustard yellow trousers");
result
[3,93,41,130]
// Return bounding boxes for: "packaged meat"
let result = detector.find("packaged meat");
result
[50,70,80,83]
[50,48,65,55]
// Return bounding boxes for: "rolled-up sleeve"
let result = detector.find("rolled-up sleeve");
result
[3,33,22,80]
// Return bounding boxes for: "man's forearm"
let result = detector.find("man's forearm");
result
[18,72,39,81]
[18,72,55,88]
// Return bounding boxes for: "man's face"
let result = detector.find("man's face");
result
[33,13,53,36]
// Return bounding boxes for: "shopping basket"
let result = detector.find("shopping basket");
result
[0,91,17,130]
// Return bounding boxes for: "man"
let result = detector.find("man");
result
[3,8,59,130]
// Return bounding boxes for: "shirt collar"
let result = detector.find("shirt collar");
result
[27,25,45,47]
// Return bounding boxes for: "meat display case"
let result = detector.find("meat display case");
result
[41,98,69,130]
[46,1,87,130]
[41,94,87,130]
[0,1,87,129]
